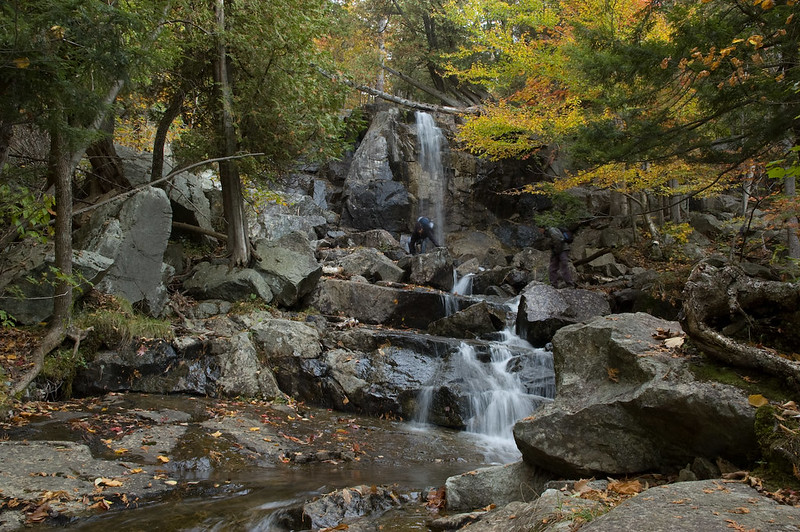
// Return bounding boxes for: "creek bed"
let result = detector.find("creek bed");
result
[2,393,519,531]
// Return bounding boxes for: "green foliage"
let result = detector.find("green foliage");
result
[0,310,15,328]
[753,404,800,491]
[533,189,589,228]
[41,345,86,398]
[75,294,173,353]
[0,185,54,243]
[661,222,693,245]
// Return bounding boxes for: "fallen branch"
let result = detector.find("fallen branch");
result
[573,247,614,267]
[172,221,227,241]
[315,66,480,116]
[680,261,800,392]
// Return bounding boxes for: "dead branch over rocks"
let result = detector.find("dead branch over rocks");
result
[680,261,800,392]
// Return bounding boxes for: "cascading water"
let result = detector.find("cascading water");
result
[415,112,446,247]
[417,291,555,463]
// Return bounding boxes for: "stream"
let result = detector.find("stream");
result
[9,393,525,531]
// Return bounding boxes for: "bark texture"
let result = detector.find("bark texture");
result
[680,261,800,392]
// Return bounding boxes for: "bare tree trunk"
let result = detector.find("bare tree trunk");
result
[668,178,681,223]
[85,114,129,195]
[10,124,73,396]
[213,0,250,266]
[786,175,800,261]
[151,90,184,180]
[681,261,800,392]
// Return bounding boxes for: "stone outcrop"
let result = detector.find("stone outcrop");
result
[75,186,173,316]
[514,312,756,477]
[515,282,611,347]
[340,109,412,234]
[444,461,551,512]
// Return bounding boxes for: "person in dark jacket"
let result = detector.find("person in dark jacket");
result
[409,216,440,254]
[547,226,575,288]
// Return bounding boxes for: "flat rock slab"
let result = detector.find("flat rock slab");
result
[581,479,800,532]
[0,441,168,519]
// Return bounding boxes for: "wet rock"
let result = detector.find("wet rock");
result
[515,282,611,347]
[340,109,412,234]
[0,440,167,524]
[300,485,403,530]
[427,301,507,339]
[340,229,408,260]
[445,461,552,512]
[514,313,756,477]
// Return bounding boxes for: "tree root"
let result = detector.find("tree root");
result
[680,261,800,392]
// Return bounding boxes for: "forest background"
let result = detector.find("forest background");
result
[1,0,799,393]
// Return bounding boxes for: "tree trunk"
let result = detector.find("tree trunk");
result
[0,121,12,178]
[786,175,800,261]
[213,0,250,266]
[10,124,73,396]
[151,90,184,180]
[668,178,682,223]
[681,261,800,392]
[85,114,130,195]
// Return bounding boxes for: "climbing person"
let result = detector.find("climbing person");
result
[547,226,575,288]
[409,216,440,255]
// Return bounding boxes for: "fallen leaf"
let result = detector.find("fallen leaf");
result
[664,337,684,348]
[94,478,123,487]
[210,431,223,438]
[748,394,769,407]
[157,455,170,463]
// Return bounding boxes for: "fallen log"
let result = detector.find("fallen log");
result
[680,261,800,392]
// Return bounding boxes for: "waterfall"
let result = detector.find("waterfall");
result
[415,112,446,247]
[443,270,474,316]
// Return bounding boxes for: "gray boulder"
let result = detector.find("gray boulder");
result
[214,332,283,399]
[76,186,173,315]
[581,480,800,532]
[183,261,274,302]
[514,313,756,477]
[162,170,216,241]
[309,278,473,329]
[427,300,507,339]
[249,192,329,241]
[0,247,112,325]
[254,232,322,307]
[341,109,412,234]
[515,282,611,347]
[410,247,454,290]
[336,248,405,283]
[445,461,552,512]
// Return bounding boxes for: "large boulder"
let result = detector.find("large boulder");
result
[427,300,507,339]
[515,282,611,347]
[335,248,405,283]
[183,261,274,302]
[308,277,473,329]
[409,247,454,291]
[254,231,322,307]
[75,186,173,315]
[162,169,217,242]
[445,461,552,512]
[340,109,412,234]
[0,247,112,325]
[75,317,283,400]
[514,313,757,477]
[249,192,329,241]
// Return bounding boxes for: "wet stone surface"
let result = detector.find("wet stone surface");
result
[0,392,503,530]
